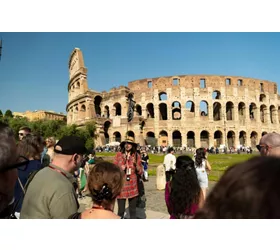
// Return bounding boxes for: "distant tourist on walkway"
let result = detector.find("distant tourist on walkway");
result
[257,132,280,157]
[194,148,211,199]
[141,149,149,181]
[20,136,87,219]
[18,126,31,141]
[69,161,124,219]
[113,136,143,219]
[163,147,176,182]
[194,156,280,219]
[165,155,204,219]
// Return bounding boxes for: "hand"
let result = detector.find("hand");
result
[121,165,126,170]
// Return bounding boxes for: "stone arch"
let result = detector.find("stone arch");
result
[159,92,167,101]
[126,131,135,139]
[200,130,209,148]
[172,101,181,120]
[226,101,234,121]
[259,94,266,102]
[212,90,221,100]
[80,104,86,120]
[213,102,222,121]
[249,103,257,120]
[214,130,223,147]
[104,121,111,144]
[146,103,154,118]
[239,131,246,146]
[159,130,168,147]
[260,82,264,92]
[94,96,102,117]
[238,102,246,122]
[278,106,280,123]
[104,105,110,118]
[136,104,142,116]
[227,131,235,148]
[200,101,208,116]
[187,131,195,148]
[270,105,277,124]
[159,103,168,120]
[185,101,195,118]
[76,82,80,89]
[172,130,182,147]
[260,104,267,123]
[250,131,258,148]
[113,131,121,143]
[146,131,156,146]
[262,131,267,136]
[114,102,122,116]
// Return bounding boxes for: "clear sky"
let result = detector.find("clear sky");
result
[1,32,280,114]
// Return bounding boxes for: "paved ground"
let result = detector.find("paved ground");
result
[78,176,215,219]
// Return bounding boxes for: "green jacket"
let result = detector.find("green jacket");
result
[20,163,79,219]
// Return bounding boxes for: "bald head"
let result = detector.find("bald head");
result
[259,133,280,156]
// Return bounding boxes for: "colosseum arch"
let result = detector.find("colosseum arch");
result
[172,130,182,147]
[259,94,266,102]
[200,101,208,116]
[159,130,168,146]
[238,102,246,123]
[239,131,246,146]
[260,82,264,92]
[226,102,234,121]
[136,104,142,116]
[261,131,268,136]
[114,103,122,116]
[212,90,221,100]
[113,131,121,142]
[249,103,257,120]
[213,102,222,121]
[278,107,280,123]
[94,96,102,117]
[104,121,111,144]
[270,105,277,124]
[159,103,168,120]
[250,131,258,148]
[227,131,235,148]
[80,104,86,120]
[146,103,154,118]
[172,101,181,120]
[146,131,156,146]
[200,130,209,148]
[104,105,110,118]
[260,104,267,123]
[185,101,195,118]
[159,92,167,101]
[214,130,223,147]
[187,131,195,148]
[76,82,80,89]
[126,131,135,138]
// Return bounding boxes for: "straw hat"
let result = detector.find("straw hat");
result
[120,136,138,148]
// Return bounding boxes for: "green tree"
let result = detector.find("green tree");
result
[8,117,30,136]
[4,110,13,118]
[0,110,3,118]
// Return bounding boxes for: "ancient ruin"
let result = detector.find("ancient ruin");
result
[66,48,280,148]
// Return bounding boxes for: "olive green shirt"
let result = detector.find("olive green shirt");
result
[20,163,79,219]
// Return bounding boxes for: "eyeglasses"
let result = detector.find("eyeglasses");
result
[0,155,29,173]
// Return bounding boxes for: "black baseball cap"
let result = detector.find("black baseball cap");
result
[54,136,88,155]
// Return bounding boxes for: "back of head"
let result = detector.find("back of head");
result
[195,156,280,219]
[170,155,201,218]
[195,148,206,167]
[87,161,124,209]
[168,147,174,154]
[19,126,31,134]
[18,134,45,160]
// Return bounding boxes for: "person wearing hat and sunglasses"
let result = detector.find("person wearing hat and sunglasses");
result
[113,136,143,219]
[20,136,88,219]
[257,132,280,157]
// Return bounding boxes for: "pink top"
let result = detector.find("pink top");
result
[165,182,199,219]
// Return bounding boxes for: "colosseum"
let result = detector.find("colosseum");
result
[66,48,280,149]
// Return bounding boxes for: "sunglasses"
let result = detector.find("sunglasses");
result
[18,133,24,136]
[0,155,29,173]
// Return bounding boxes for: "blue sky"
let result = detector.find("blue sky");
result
[1,32,280,114]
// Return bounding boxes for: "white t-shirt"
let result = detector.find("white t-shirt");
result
[163,153,176,171]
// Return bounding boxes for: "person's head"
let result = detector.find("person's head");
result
[195,148,206,167]
[257,133,280,156]
[17,134,45,161]
[87,161,124,210]
[45,137,56,148]
[52,136,88,173]
[168,147,174,154]
[195,156,280,219]
[120,136,137,154]
[170,155,201,218]
[0,122,20,216]
[18,126,31,141]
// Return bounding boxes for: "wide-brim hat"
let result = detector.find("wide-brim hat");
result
[120,136,138,148]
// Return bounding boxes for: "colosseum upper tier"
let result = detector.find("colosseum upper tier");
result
[66,48,280,149]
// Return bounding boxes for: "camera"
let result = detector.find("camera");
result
[126,176,130,181]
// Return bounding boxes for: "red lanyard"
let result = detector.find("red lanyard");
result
[49,165,67,178]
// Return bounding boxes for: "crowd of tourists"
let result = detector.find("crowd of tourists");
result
[1,120,280,219]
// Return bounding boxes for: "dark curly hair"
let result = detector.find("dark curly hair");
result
[170,155,201,218]
[195,148,206,168]
[194,156,280,219]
